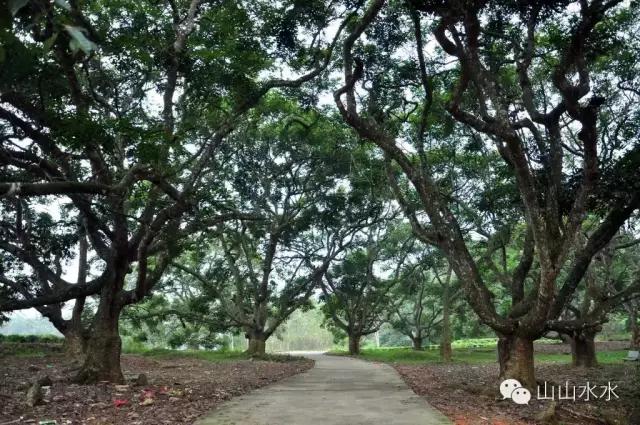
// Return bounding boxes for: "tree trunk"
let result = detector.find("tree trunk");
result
[63,327,87,360]
[246,331,267,356]
[412,336,423,351]
[498,334,536,389]
[630,309,639,350]
[74,288,124,384]
[570,332,598,368]
[440,282,452,362]
[348,334,361,355]
[440,338,452,362]
[63,296,87,360]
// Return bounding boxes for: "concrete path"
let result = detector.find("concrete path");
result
[195,353,451,425]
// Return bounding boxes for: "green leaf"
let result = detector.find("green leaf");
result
[64,25,97,54]
[43,32,58,52]
[9,0,29,16]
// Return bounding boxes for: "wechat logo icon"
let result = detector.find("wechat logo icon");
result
[500,379,531,405]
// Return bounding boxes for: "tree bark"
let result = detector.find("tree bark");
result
[64,296,88,360]
[630,309,639,350]
[348,334,361,355]
[440,282,452,362]
[74,285,124,384]
[62,326,88,360]
[498,334,536,389]
[246,331,267,356]
[411,336,423,351]
[570,331,598,368]
[440,338,452,362]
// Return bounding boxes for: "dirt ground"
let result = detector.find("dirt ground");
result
[395,360,639,425]
[0,344,313,424]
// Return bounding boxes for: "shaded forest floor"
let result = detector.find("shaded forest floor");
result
[336,342,640,425]
[0,343,313,424]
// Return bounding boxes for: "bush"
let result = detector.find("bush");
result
[0,334,63,344]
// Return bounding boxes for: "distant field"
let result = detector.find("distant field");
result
[330,345,629,365]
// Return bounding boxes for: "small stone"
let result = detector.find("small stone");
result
[28,365,40,372]
[37,376,52,387]
[26,382,43,407]
[52,395,65,402]
[169,397,179,402]
[134,373,148,386]
[114,384,129,392]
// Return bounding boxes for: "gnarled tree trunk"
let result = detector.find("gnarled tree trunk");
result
[246,330,267,356]
[570,331,598,368]
[348,334,361,355]
[498,334,535,389]
[75,279,125,384]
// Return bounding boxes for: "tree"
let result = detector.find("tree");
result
[0,212,90,358]
[387,242,460,358]
[627,300,640,350]
[321,222,404,355]
[1,0,350,382]
[155,105,386,356]
[332,0,640,387]
[547,227,640,367]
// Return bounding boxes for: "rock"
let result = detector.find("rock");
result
[134,373,148,386]
[114,384,130,392]
[169,397,180,402]
[37,375,53,387]
[28,365,40,372]
[26,382,43,407]
[52,395,65,402]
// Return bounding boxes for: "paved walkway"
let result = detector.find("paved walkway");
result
[195,353,451,425]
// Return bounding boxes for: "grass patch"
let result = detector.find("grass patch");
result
[330,346,628,365]
[0,342,60,358]
[124,347,305,363]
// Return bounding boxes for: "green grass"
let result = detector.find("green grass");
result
[330,346,628,365]
[126,347,250,361]
[0,341,61,358]
[124,347,305,363]
[3,345,50,357]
